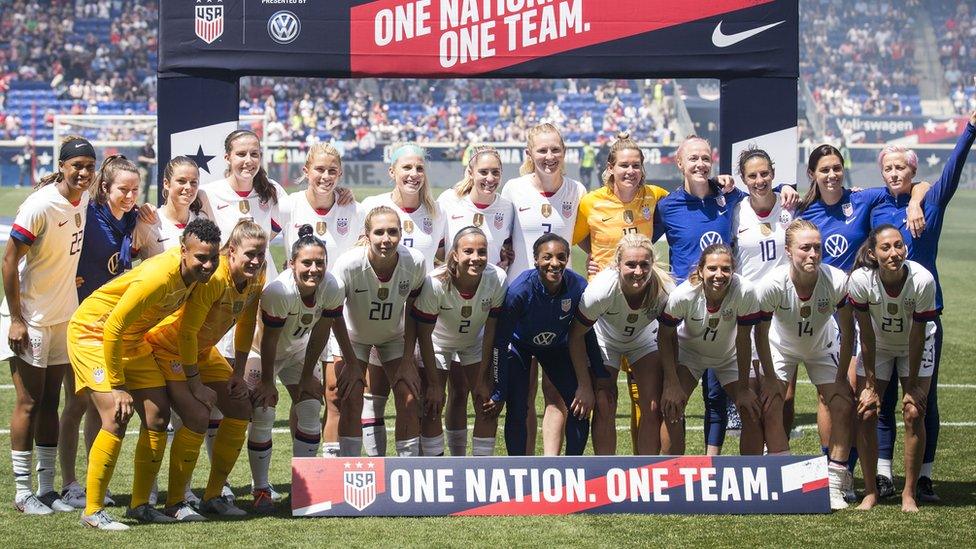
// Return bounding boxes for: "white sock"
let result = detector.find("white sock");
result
[293,433,321,458]
[339,437,363,457]
[321,442,340,457]
[472,437,496,456]
[206,408,224,460]
[420,434,445,456]
[878,458,893,479]
[35,444,57,495]
[361,393,388,457]
[396,437,421,457]
[12,450,32,500]
[445,429,468,456]
[247,440,273,491]
[920,462,933,478]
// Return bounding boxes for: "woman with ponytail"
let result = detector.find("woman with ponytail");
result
[138,156,205,256]
[412,227,508,457]
[569,234,674,455]
[2,136,94,515]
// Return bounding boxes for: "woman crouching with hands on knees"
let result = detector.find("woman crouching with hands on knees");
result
[412,227,508,456]
[492,233,606,456]
[848,225,938,512]
[658,243,781,456]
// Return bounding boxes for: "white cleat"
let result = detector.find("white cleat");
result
[184,489,202,507]
[60,482,87,509]
[81,509,130,531]
[37,491,75,512]
[14,494,53,515]
[164,501,207,522]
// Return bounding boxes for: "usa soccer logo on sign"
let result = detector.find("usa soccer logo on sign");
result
[344,471,377,511]
[194,1,224,44]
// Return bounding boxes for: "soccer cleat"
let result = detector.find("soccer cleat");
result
[14,494,54,515]
[827,467,849,511]
[221,482,236,501]
[917,476,940,503]
[81,509,130,531]
[251,488,275,515]
[199,495,247,517]
[184,489,202,508]
[267,484,285,503]
[164,501,207,522]
[876,475,896,499]
[841,470,857,504]
[37,491,75,512]
[60,482,87,509]
[104,489,117,507]
[125,503,178,523]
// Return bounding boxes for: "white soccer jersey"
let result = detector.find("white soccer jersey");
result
[412,263,507,350]
[847,261,938,354]
[199,177,286,246]
[332,245,426,346]
[500,174,585,274]
[5,185,89,326]
[360,192,445,271]
[577,268,671,350]
[256,268,344,356]
[436,189,514,268]
[758,264,848,358]
[134,208,203,257]
[661,274,763,361]
[732,195,792,282]
[282,190,363,272]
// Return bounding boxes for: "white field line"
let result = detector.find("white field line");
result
[611,379,976,389]
[1,422,976,436]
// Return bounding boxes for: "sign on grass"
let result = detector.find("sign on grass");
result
[292,455,829,516]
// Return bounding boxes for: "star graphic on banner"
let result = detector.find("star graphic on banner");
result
[944,118,958,134]
[368,462,375,469]
[356,461,364,469]
[37,151,52,166]
[343,462,351,469]
[923,119,937,133]
[926,153,940,167]
[189,145,215,174]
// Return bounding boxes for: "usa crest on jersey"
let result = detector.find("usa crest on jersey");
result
[817,297,831,314]
[642,206,652,220]
[842,202,853,218]
[194,2,224,44]
[561,298,572,313]
[422,217,433,234]
[561,201,574,219]
[721,308,734,322]
[480,297,492,312]
[398,279,410,296]
[904,298,916,312]
[337,217,349,236]
[493,212,505,229]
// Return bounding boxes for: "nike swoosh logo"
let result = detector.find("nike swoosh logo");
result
[287,312,298,316]
[718,210,727,215]
[691,317,704,321]
[156,237,169,243]
[558,314,571,320]
[711,20,785,48]
[605,312,619,315]
[451,215,464,220]
[439,306,452,310]
[777,305,790,310]
[518,207,531,212]
[58,220,69,227]
[355,289,368,293]
[845,217,856,225]
[737,228,749,234]
[601,216,614,222]
[217,204,230,210]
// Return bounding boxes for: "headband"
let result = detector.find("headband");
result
[60,138,96,162]
[390,144,425,164]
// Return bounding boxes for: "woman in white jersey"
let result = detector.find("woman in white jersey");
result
[279,143,361,459]
[243,225,346,513]
[137,156,204,256]
[570,234,673,455]
[500,123,585,455]
[358,143,444,457]
[848,224,938,512]
[413,227,508,456]
[436,146,513,456]
[659,244,784,456]
[3,136,94,515]
[755,219,855,510]
[331,205,426,457]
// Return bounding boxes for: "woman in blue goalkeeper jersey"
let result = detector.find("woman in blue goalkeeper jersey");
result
[59,155,156,510]
[870,102,976,503]
[492,233,606,456]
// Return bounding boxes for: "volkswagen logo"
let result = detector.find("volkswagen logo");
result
[699,231,723,250]
[824,234,848,258]
[532,332,557,346]
[268,10,300,44]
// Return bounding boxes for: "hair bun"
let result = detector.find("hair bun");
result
[298,224,314,238]
[616,132,630,140]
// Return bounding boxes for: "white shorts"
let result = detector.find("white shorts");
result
[351,339,403,364]
[856,336,936,382]
[217,329,235,360]
[767,346,839,386]
[678,346,739,386]
[420,341,482,371]
[320,333,340,362]
[601,340,658,371]
[0,315,69,368]
[243,349,324,389]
